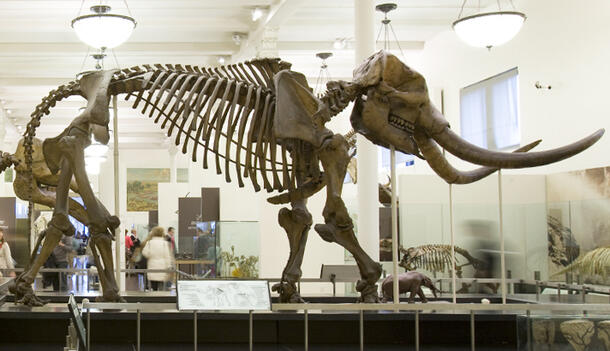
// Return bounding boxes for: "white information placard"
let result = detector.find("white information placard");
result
[177,280,271,311]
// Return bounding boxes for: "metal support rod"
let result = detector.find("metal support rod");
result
[415,310,420,351]
[557,285,561,302]
[193,310,197,351]
[470,310,475,351]
[498,170,507,304]
[112,94,121,291]
[449,183,457,303]
[87,308,91,351]
[249,310,253,351]
[136,306,141,351]
[359,310,364,351]
[535,281,540,302]
[390,145,399,308]
[526,310,532,351]
[304,309,308,351]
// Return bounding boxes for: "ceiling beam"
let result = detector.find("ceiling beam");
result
[234,0,307,60]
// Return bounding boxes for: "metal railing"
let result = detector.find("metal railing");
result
[5,266,608,301]
[80,300,610,351]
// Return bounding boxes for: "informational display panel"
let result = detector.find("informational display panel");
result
[177,280,271,311]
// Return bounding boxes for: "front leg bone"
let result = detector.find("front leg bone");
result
[315,134,382,303]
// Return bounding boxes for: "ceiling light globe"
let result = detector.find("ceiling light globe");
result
[72,6,136,49]
[453,11,525,48]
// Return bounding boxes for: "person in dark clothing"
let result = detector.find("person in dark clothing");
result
[130,235,148,290]
[51,235,74,291]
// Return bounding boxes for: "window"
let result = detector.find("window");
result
[460,68,520,150]
[380,148,414,170]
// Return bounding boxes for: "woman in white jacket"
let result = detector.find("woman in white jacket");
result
[0,229,15,277]
[142,226,174,291]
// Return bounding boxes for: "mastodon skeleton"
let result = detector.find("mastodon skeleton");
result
[9,51,604,305]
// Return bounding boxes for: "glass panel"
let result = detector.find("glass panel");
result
[500,173,548,295]
[397,174,450,300]
[215,221,260,278]
[453,173,501,298]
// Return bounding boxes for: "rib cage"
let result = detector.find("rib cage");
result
[120,60,291,193]
[24,58,301,196]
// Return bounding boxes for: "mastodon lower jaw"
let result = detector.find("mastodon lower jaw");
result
[431,127,605,169]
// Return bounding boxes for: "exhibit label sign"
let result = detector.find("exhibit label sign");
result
[177,280,271,311]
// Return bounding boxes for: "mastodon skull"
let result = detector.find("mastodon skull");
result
[349,51,605,184]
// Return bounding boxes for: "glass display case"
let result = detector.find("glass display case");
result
[517,314,610,350]
[176,221,260,279]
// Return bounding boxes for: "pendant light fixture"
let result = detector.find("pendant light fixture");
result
[375,3,404,56]
[314,52,333,97]
[453,0,526,49]
[72,2,137,50]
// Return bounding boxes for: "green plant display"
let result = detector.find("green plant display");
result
[219,245,259,278]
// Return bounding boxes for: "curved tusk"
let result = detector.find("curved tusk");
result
[414,130,542,184]
[431,127,604,168]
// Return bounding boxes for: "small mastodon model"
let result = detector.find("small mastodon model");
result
[7,50,604,305]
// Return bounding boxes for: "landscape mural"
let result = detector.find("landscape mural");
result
[127,168,188,211]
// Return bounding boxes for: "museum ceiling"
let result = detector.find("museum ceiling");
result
[0,0,495,149]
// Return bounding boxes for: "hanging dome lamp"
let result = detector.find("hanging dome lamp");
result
[453,0,526,49]
[72,3,137,50]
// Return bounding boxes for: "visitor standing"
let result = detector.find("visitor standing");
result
[52,234,74,291]
[165,227,177,256]
[142,227,174,291]
[0,228,16,277]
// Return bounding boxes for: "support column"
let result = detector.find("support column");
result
[0,106,6,196]
[354,0,379,261]
[256,26,279,58]
[168,144,178,184]
[112,96,124,291]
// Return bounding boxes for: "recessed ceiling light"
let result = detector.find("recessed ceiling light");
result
[232,32,247,46]
[251,7,264,21]
[333,38,348,50]
[217,56,226,65]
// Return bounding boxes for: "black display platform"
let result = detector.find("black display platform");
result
[0,293,526,350]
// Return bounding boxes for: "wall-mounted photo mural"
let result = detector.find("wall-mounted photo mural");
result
[546,166,610,283]
[126,168,188,211]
